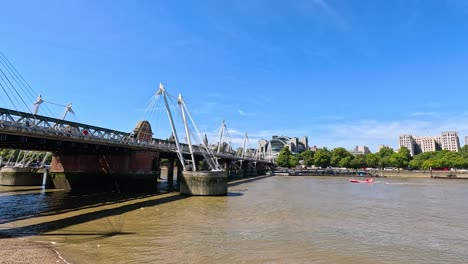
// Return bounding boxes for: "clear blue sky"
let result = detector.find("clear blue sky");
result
[1,0,468,151]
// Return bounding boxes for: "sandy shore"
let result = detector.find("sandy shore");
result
[0,234,68,264]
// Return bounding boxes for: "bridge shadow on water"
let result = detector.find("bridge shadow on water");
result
[0,189,187,238]
[228,175,273,188]
[0,175,272,239]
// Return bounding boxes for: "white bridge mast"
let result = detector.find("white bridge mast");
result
[178,94,197,171]
[33,95,43,115]
[241,132,248,159]
[216,120,226,154]
[157,83,186,171]
[62,103,74,120]
[178,93,222,171]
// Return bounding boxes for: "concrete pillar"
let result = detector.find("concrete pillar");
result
[180,170,227,196]
[0,167,44,186]
[247,162,258,177]
[176,159,183,185]
[224,162,230,177]
[152,157,161,179]
[241,161,248,178]
[255,162,267,176]
[167,157,175,186]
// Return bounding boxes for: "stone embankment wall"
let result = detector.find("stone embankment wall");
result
[0,167,46,186]
[279,168,468,179]
[378,170,468,179]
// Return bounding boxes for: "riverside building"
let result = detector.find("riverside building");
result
[398,131,460,156]
[350,145,370,155]
[258,136,308,160]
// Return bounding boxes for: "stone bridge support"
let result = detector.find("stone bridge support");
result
[223,161,241,179]
[255,162,268,176]
[176,160,183,185]
[49,150,160,193]
[219,160,271,180]
[167,157,175,186]
[163,157,183,187]
[245,162,258,177]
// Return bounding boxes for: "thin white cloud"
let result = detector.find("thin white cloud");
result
[227,129,244,136]
[298,0,350,32]
[409,112,440,118]
[238,109,247,116]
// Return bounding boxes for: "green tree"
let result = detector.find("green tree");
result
[376,147,394,168]
[351,154,367,169]
[434,150,467,169]
[338,156,354,168]
[411,150,468,170]
[409,151,437,169]
[365,153,379,168]
[314,149,331,168]
[398,146,412,161]
[421,159,435,170]
[299,150,315,167]
[389,147,412,168]
[289,155,299,168]
[459,145,468,159]
[276,147,292,168]
[330,147,353,167]
[377,146,394,158]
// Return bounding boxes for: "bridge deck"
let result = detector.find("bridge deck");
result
[0,107,265,162]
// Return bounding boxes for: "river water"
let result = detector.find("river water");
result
[1,176,467,263]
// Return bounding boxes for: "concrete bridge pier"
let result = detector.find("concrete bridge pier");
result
[246,162,258,177]
[225,161,241,179]
[153,158,161,178]
[224,162,231,178]
[49,150,159,193]
[255,162,268,175]
[167,157,175,186]
[231,161,240,178]
[240,161,249,178]
[180,170,228,196]
[176,160,183,185]
[0,167,47,186]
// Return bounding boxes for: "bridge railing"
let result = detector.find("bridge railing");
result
[0,107,266,162]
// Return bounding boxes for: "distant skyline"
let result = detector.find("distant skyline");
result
[2,0,468,152]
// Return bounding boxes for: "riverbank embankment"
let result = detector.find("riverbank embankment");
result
[380,170,468,179]
[276,169,468,179]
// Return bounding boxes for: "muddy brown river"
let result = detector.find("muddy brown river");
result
[1,176,467,263]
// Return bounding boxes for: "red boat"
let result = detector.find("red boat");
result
[349,178,374,183]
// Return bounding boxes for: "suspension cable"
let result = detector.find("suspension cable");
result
[0,72,27,111]
[0,55,36,104]
[0,52,39,100]
[0,76,18,110]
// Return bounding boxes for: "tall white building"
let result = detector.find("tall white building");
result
[414,137,438,153]
[399,135,416,156]
[440,131,460,152]
[398,131,460,156]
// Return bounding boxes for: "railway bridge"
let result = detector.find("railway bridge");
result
[0,106,272,192]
